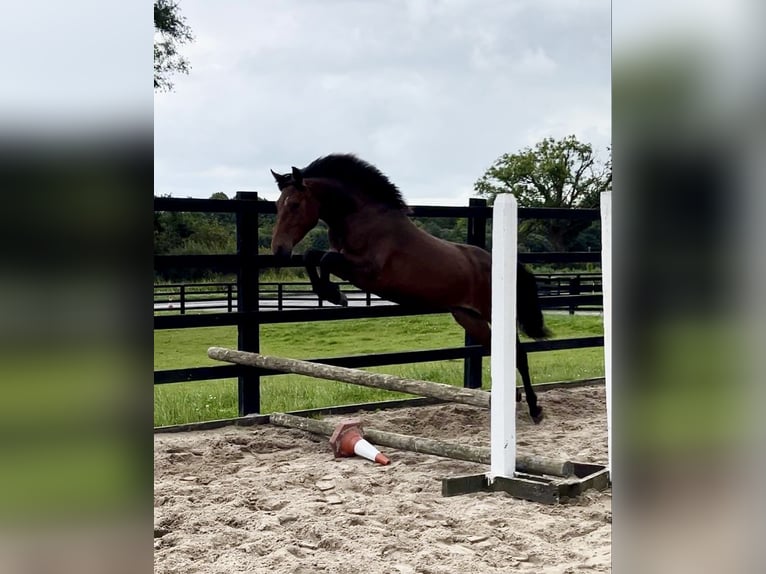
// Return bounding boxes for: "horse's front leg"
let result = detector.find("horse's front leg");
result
[303,249,331,303]
[317,251,353,307]
[303,249,323,289]
[302,249,351,307]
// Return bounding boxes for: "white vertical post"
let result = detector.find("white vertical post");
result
[600,191,612,475]
[489,194,518,481]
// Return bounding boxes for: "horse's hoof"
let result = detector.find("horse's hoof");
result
[326,292,348,306]
[319,285,347,306]
[516,389,522,402]
[531,409,544,424]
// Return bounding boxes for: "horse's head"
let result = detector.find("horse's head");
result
[270,166,321,258]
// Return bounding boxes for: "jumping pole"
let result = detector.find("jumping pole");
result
[269,412,575,477]
[206,348,491,408]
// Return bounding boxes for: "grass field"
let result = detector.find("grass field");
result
[154,312,604,427]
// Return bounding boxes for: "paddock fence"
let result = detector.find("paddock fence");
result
[154,194,604,416]
[154,272,602,314]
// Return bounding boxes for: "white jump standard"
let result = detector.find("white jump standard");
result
[438,194,609,502]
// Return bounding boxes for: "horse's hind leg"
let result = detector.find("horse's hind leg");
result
[451,308,523,401]
[451,308,491,347]
[452,308,544,424]
[517,334,543,424]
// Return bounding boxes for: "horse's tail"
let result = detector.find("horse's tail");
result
[517,263,551,340]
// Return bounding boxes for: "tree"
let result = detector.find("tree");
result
[154,0,193,92]
[474,136,611,253]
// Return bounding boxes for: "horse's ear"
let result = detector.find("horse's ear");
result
[291,166,304,188]
[271,169,293,189]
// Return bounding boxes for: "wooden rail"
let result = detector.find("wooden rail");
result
[270,412,574,477]
[207,348,491,409]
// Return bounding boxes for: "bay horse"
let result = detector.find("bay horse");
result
[270,154,550,422]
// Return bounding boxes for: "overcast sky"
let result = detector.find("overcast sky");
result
[154,0,611,205]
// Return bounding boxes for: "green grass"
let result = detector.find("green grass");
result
[154,312,604,426]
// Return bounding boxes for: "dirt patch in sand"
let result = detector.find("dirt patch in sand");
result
[155,384,610,573]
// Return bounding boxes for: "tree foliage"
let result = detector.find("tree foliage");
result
[154,0,193,92]
[475,136,611,252]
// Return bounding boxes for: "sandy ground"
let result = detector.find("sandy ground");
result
[154,385,611,573]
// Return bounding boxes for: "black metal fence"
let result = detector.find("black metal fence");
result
[154,194,604,416]
[154,272,602,314]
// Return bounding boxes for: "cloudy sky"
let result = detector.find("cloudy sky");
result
[155,0,611,205]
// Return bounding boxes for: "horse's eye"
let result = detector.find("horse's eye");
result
[289,202,300,212]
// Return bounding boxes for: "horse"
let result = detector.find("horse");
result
[269,154,551,423]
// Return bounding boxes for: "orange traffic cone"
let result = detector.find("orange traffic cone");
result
[329,419,390,465]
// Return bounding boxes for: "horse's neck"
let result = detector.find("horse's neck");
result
[321,202,410,254]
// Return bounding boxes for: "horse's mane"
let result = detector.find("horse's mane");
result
[302,154,408,210]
